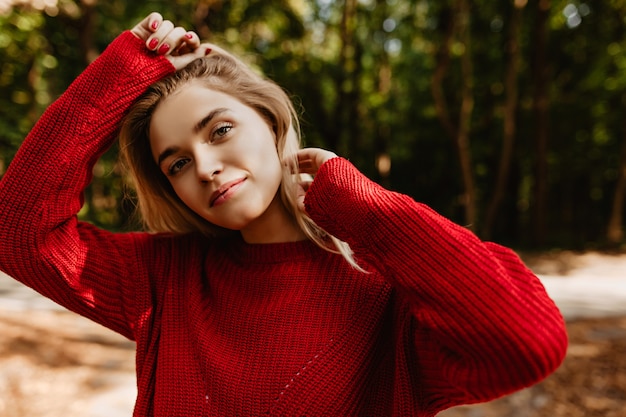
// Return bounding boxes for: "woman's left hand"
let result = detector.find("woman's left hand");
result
[295,148,337,211]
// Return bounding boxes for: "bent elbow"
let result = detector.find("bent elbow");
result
[522,313,569,386]
[488,311,569,398]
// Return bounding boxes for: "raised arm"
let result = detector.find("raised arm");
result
[300,151,568,410]
[0,13,208,338]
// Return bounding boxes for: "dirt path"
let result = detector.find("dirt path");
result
[528,251,626,320]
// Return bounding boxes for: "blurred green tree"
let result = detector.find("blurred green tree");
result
[1,0,625,250]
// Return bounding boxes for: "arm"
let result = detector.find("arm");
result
[300,151,568,408]
[0,14,206,338]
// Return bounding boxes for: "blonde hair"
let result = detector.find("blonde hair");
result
[119,48,362,270]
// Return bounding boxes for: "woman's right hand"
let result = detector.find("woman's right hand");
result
[131,12,211,70]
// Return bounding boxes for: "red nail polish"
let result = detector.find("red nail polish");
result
[158,43,170,54]
[205,48,212,56]
[148,38,159,49]
[150,21,159,30]
[185,33,193,40]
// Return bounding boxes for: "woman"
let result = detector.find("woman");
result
[0,12,567,417]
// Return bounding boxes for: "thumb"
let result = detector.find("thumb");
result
[167,45,212,70]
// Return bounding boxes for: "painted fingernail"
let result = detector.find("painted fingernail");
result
[150,21,159,30]
[205,48,212,56]
[148,38,159,49]
[185,33,193,40]
[158,43,170,54]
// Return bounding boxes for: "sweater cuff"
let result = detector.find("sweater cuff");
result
[96,30,175,94]
[304,157,388,245]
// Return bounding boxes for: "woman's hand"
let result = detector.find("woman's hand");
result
[130,12,211,70]
[295,148,337,211]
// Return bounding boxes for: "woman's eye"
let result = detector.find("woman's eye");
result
[168,158,189,176]
[212,124,232,140]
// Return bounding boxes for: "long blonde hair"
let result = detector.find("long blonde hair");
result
[119,48,362,270]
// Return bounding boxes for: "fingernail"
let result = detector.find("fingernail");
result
[151,21,159,30]
[185,33,193,40]
[205,48,212,56]
[158,43,170,54]
[148,38,159,49]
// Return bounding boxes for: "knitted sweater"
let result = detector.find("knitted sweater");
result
[0,31,567,417]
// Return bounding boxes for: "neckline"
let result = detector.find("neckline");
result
[222,234,323,265]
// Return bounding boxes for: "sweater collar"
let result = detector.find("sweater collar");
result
[222,234,323,265]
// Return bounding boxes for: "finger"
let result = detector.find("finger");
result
[147,12,164,33]
[157,26,188,55]
[297,148,337,174]
[297,160,316,175]
[296,155,318,175]
[174,31,201,55]
[296,151,318,169]
[166,44,212,71]
[296,148,314,161]
[201,43,215,55]
[146,20,175,53]
[298,176,313,193]
[130,12,163,40]
[201,42,227,55]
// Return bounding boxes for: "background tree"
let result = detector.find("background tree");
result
[482,0,526,240]
[0,0,624,251]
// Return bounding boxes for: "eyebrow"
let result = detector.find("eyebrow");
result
[194,108,228,134]
[157,146,180,167]
[156,108,229,167]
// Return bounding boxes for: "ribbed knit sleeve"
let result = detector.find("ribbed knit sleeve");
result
[0,31,175,339]
[304,157,568,412]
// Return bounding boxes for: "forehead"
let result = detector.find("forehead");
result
[152,84,232,128]
[149,84,247,146]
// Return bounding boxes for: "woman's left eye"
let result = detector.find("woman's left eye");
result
[212,124,232,141]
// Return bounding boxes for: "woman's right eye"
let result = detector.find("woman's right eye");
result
[168,158,189,176]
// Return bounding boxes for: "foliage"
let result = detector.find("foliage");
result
[0,0,625,250]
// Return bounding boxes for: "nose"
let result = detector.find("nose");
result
[194,147,222,182]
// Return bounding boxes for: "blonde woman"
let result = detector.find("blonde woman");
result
[0,12,567,417]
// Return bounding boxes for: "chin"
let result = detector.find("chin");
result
[217,218,255,232]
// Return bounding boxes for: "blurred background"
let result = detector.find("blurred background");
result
[1,0,626,250]
[0,0,625,416]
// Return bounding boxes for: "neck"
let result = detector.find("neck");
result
[240,196,307,244]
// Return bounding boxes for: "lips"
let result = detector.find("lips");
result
[209,178,246,207]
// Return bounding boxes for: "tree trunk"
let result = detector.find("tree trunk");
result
[455,0,477,229]
[531,0,551,245]
[607,97,626,244]
[483,0,526,239]
[374,0,392,187]
[332,0,358,156]
[431,5,457,142]
[430,1,476,228]
[78,0,98,63]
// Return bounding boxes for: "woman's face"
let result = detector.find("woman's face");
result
[149,81,293,242]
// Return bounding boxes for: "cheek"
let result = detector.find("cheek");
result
[171,179,201,210]
[260,148,284,188]
[240,132,282,181]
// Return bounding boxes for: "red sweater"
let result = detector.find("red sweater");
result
[0,31,567,417]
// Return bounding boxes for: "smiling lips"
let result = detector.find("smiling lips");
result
[209,178,246,207]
